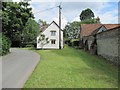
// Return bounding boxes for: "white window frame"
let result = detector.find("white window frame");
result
[51,31,56,36]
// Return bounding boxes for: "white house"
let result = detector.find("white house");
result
[37,21,63,49]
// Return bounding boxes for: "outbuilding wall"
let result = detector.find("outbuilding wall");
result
[82,27,119,65]
[87,36,95,50]
[96,27,119,64]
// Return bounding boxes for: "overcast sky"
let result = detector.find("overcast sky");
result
[13,0,119,29]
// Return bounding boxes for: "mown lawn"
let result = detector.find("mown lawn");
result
[24,45,118,88]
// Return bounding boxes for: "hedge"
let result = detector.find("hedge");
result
[64,38,80,48]
[64,39,72,46]
[70,39,80,48]
[0,33,11,56]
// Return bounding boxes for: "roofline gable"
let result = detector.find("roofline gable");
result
[51,21,63,31]
[42,21,63,33]
[91,25,107,35]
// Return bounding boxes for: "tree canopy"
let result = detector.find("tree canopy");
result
[64,8,99,40]
[22,18,39,44]
[80,8,95,21]
[2,1,34,42]
[64,21,81,40]
[38,19,47,27]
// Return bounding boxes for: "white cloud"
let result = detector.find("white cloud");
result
[12,0,119,24]
[61,2,109,22]
[71,2,118,24]
[72,8,118,24]
[30,2,58,22]
[72,17,80,22]
[31,3,68,29]
[95,9,118,24]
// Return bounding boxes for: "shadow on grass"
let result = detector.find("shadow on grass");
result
[51,46,118,82]
[29,45,118,86]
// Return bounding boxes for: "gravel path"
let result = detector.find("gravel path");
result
[2,48,40,88]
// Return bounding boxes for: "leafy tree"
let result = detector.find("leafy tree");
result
[64,8,99,47]
[81,18,97,24]
[80,8,94,21]
[38,34,49,49]
[0,2,1,32]
[22,18,39,44]
[64,19,97,40]
[64,21,81,40]
[38,19,47,27]
[0,2,2,21]
[38,19,48,32]
[0,33,11,55]
[2,1,34,45]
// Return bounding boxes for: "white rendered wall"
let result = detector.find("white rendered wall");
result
[37,22,63,49]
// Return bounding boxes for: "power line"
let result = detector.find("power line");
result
[33,6,58,14]
[61,10,80,22]
[61,11,67,19]
[61,11,70,22]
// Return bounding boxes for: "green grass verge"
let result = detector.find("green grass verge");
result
[24,45,118,88]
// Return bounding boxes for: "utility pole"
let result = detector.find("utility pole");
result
[58,3,62,49]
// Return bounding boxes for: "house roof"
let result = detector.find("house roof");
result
[80,24,119,37]
[40,25,49,32]
[51,21,63,31]
[103,24,120,30]
[80,24,101,37]
[40,21,63,32]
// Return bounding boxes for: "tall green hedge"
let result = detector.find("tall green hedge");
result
[0,33,11,56]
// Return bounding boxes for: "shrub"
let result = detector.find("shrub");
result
[11,41,20,47]
[24,42,36,48]
[70,39,80,48]
[64,39,72,46]
[0,33,11,56]
[25,44,34,48]
[64,38,80,48]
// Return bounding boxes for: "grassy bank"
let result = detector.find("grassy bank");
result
[24,46,118,88]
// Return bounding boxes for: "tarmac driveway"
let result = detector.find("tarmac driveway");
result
[2,48,40,88]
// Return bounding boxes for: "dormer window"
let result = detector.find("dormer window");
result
[51,31,56,36]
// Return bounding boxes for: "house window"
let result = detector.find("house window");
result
[51,31,56,36]
[51,39,56,44]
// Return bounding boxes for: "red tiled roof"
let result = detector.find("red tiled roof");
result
[80,24,119,37]
[103,24,120,30]
[81,24,102,37]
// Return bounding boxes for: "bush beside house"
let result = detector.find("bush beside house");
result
[64,38,80,48]
[70,39,80,48]
[0,33,11,56]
